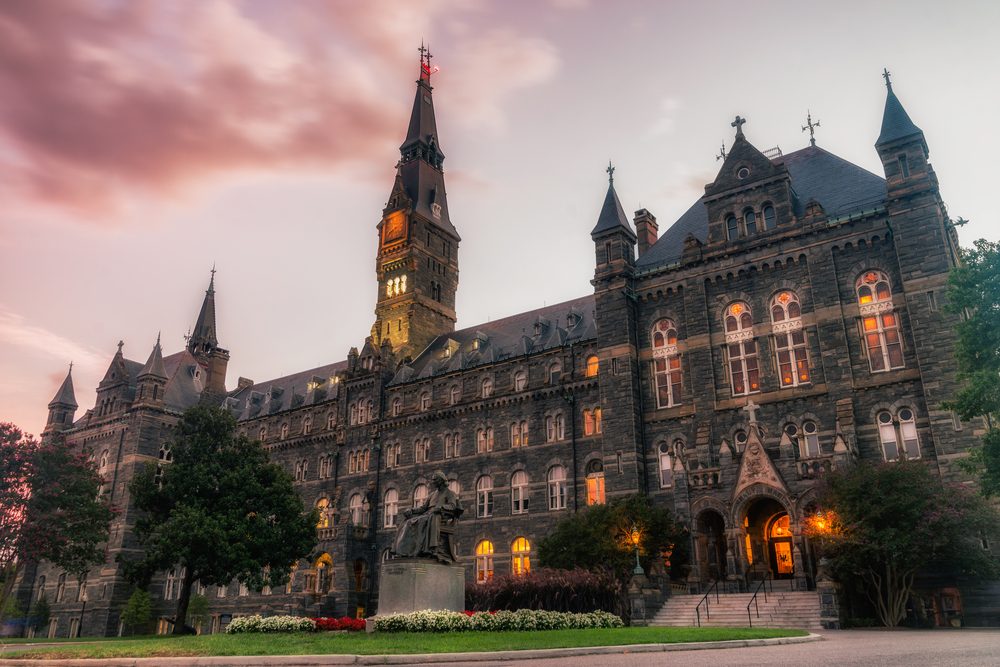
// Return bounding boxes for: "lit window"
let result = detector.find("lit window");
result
[392,398,401,417]
[803,421,820,458]
[482,377,493,398]
[514,371,527,391]
[420,392,431,411]
[652,319,681,408]
[771,292,809,387]
[512,537,531,575]
[586,356,599,377]
[857,272,902,372]
[521,421,529,445]
[659,442,675,487]
[413,484,428,508]
[548,466,566,510]
[549,363,561,385]
[763,205,776,230]
[899,409,920,459]
[744,210,757,234]
[476,541,494,582]
[384,489,398,528]
[511,471,529,514]
[477,428,494,453]
[316,498,329,529]
[477,476,494,517]
[594,408,601,434]
[586,460,605,505]
[450,385,460,405]
[584,410,595,436]
[511,422,522,448]
[725,303,758,395]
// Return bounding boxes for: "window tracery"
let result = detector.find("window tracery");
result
[771,291,809,387]
[652,319,681,408]
[725,303,758,395]
[857,272,904,372]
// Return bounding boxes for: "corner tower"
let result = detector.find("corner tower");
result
[186,268,230,398]
[373,47,460,361]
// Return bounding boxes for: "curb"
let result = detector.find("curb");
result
[0,633,821,666]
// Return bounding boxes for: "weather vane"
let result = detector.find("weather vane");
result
[606,161,615,185]
[882,68,892,92]
[802,110,820,147]
[716,141,727,161]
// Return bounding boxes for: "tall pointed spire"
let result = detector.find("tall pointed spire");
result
[591,163,632,236]
[188,269,218,355]
[876,69,923,148]
[138,332,168,379]
[48,363,78,409]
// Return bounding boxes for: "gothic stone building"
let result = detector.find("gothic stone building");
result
[19,60,997,635]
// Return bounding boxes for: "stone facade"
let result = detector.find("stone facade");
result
[15,63,997,636]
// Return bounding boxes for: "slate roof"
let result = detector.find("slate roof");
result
[159,351,209,413]
[634,145,887,271]
[591,182,633,236]
[224,360,350,423]
[48,368,77,408]
[390,295,596,385]
[137,338,168,380]
[876,88,923,147]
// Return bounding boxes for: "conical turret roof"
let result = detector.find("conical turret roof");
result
[591,178,633,236]
[188,270,219,353]
[138,334,168,380]
[876,77,923,147]
[48,365,77,408]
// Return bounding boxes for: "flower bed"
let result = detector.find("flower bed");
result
[226,615,368,633]
[313,617,368,632]
[374,609,624,633]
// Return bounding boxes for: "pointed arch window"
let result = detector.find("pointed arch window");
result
[303,418,311,435]
[546,414,565,441]
[420,392,431,411]
[771,291,809,387]
[316,498,329,529]
[511,471,529,514]
[482,377,493,398]
[415,437,430,463]
[511,422,523,448]
[549,363,562,385]
[450,385,461,405]
[652,319,681,408]
[392,398,402,417]
[725,303,758,395]
[280,423,289,440]
[857,272,903,372]
[350,404,358,425]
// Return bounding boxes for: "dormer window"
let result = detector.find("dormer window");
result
[567,313,576,327]
[534,323,541,336]
[473,339,480,350]
[444,347,451,358]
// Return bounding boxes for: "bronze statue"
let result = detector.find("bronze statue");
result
[392,471,463,562]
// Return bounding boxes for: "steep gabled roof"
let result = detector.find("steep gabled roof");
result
[591,182,633,236]
[876,87,923,148]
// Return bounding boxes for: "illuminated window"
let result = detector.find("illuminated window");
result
[316,498,329,529]
[511,422,523,448]
[514,371,527,391]
[857,272,902,372]
[477,476,494,517]
[584,410,595,436]
[594,408,601,434]
[652,319,681,408]
[482,377,493,398]
[384,489,398,528]
[548,466,566,510]
[725,303,758,395]
[763,205,776,230]
[420,392,431,411]
[659,442,674,487]
[511,471,529,514]
[586,356,599,377]
[413,484,428,508]
[476,428,494,453]
[771,292,809,387]
[450,385,461,404]
[476,541,494,582]
[586,460,605,506]
[803,421,820,458]
[512,537,531,575]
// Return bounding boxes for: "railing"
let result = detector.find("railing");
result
[694,580,719,627]
[747,570,773,628]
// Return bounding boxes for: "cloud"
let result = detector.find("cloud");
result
[647,97,680,137]
[0,306,105,372]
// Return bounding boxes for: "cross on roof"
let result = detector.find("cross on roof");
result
[882,68,892,92]
[732,115,746,138]
[801,110,821,147]
[743,399,760,424]
[419,42,434,78]
[69,361,73,372]
[117,340,124,354]
[716,141,727,162]
[606,160,615,185]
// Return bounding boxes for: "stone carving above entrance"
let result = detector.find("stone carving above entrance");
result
[731,425,789,501]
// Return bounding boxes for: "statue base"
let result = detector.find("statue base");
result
[377,558,466,617]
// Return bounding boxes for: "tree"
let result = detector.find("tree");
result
[803,458,1000,627]
[0,423,117,627]
[943,238,1000,497]
[536,494,688,582]
[118,404,319,634]
[119,589,151,635]
[29,595,50,635]
[186,593,209,635]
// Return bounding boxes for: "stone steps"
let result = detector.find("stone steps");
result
[651,591,823,629]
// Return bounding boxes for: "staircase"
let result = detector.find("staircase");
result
[651,590,823,630]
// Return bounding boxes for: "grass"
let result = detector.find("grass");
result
[3,627,808,660]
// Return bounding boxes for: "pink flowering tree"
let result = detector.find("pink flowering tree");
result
[803,457,1000,626]
[0,423,117,625]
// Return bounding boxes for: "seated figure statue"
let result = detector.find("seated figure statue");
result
[392,471,464,562]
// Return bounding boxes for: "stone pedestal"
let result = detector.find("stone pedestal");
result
[627,573,664,627]
[376,558,465,617]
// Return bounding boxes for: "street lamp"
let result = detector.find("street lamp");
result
[631,524,644,575]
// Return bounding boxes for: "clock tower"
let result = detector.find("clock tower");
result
[373,47,460,362]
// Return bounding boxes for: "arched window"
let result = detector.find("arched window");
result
[659,442,673,487]
[280,423,289,440]
[328,413,336,429]
[450,385,461,405]
[584,410,595,436]
[520,421,529,445]
[476,541,494,582]
[420,392,431,411]
[511,471,529,514]
[513,371,527,392]
[548,466,567,510]
[477,476,494,517]
[35,576,45,602]
[586,356,599,377]
[512,537,531,575]
[857,272,903,372]
[415,437,430,463]
[349,493,365,525]
[594,408,602,434]
[159,443,172,462]
[303,418,311,435]
[316,498,329,529]
[586,460,605,506]
[878,412,899,460]
[482,377,493,398]
[763,205,776,230]
[744,210,757,234]
[546,415,565,442]
[899,409,920,459]
[803,421,820,458]
[549,363,562,385]
[259,426,267,441]
[449,479,461,495]
[384,489,399,528]
[413,484,428,508]
[350,404,358,425]
[511,422,522,448]
[652,319,681,408]
[726,215,739,240]
[445,434,455,458]
[725,303,758,395]
[771,291,809,387]
[734,429,748,452]
[392,398,402,417]
[56,574,66,603]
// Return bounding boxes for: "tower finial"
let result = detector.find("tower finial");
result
[882,68,892,93]
[117,340,124,354]
[732,115,746,138]
[69,360,73,373]
[716,141,727,161]
[606,161,615,185]
[208,264,216,295]
[419,42,436,80]
[802,110,821,147]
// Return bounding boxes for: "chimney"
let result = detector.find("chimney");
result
[634,209,658,256]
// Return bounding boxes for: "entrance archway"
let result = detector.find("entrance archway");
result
[743,498,794,581]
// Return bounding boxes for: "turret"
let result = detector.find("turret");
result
[187,268,229,397]
[874,68,932,198]
[44,364,78,434]
[134,334,168,410]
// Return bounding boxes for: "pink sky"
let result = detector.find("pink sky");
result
[2,0,998,436]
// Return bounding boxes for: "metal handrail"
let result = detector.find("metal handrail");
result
[746,570,773,628]
[694,579,720,627]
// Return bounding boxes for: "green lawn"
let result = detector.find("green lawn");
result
[3,627,808,660]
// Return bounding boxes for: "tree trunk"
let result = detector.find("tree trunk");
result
[172,567,196,635]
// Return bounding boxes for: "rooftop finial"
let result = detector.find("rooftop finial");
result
[606,160,615,185]
[882,68,892,93]
[156,331,161,347]
[419,42,436,80]
[117,340,124,354]
[802,110,821,147]
[69,360,73,372]
[716,141,727,161]
[732,115,746,138]
[207,264,216,295]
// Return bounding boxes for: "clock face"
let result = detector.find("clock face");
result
[383,211,405,246]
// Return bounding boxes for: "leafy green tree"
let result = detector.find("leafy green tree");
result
[29,595,50,635]
[118,405,319,634]
[804,458,1000,627]
[943,238,1000,497]
[0,423,117,626]
[536,494,687,582]
[119,589,151,635]
[186,593,209,634]
[1,597,23,622]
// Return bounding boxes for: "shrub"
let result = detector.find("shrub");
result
[312,617,367,632]
[465,567,624,617]
[226,615,315,633]
[373,609,623,633]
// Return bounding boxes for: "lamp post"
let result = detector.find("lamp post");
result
[631,524,644,576]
